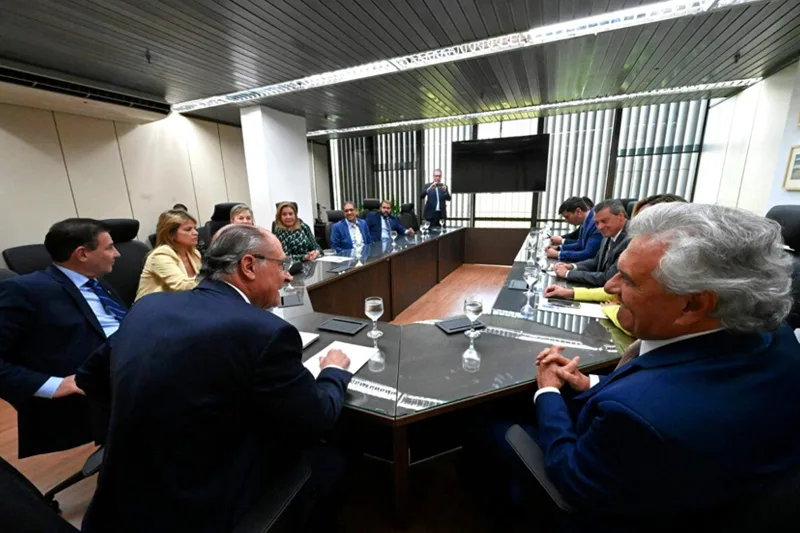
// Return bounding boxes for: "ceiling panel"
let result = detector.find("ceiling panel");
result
[0,0,798,135]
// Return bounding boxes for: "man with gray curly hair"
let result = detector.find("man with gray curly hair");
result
[526,203,800,529]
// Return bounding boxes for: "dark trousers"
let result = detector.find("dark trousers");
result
[426,211,443,228]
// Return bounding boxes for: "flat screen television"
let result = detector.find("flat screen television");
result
[451,134,550,193]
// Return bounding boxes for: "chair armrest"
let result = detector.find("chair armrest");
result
[505,424,576,513]
[232,458,312,533]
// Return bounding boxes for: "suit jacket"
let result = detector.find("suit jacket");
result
[567,224,630,287]
[535,326,800,532]
[0,265,122,457]
[420,182,451,220]
[81,280,352,533]
[330,218,372,252]
[559,209,603,262]
[135,244,201,301]
[366,212,407,241]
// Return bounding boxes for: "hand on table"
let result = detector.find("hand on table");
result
[554,263,572,278]
[53,375,85,398]
[320,349,351,371]
[406,228,415,235]
[305,250,320,261]
[536,346,590,392]
[550,235,563,245]
[546,247,559,259]
[544,285,574,299]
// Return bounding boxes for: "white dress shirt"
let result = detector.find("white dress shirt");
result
[534,329,724,403]
[36,266,122,398]
[435,186,441,211]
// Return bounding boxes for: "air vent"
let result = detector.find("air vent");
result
[0,67,170,114]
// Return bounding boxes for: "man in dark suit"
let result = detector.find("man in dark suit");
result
[546,197,602,262]
[366,200,415,242]
[81,224,354,533]
[330,200,372,252]
[523,203,800,531]
[420,169,451,228]
[552,199,629,287]
[0,218,123,458]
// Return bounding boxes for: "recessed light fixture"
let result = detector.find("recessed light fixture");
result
[306,78,761,137]
[171,0,764,113]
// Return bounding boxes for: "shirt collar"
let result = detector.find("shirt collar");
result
[611,227,624,242]
[54,264,90,288]
[639,329,724,356]
[223,281,250,304]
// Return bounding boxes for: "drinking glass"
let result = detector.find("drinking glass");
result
[365,297,384,340]
[462,296,483,372]
[390,230,398,246]
[421,220,430,237]
[521,266,539,315]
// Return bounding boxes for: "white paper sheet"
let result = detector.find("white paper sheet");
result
[537,298,607,319]
[303,341,377,379]
[299,332,320,349]
[315,256,352,263]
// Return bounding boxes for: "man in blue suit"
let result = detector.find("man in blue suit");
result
[420,169,451,228]
[366,200,415,242]
[524,203,800,531]
[330,201,371,253]
[0,218,123,458]
[546,196,602,262]
[81,224,354,533]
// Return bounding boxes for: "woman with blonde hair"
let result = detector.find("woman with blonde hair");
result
[135,209,202,301]
[273,201,321,262]
[229,203,254,225]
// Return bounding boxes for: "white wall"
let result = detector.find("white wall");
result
[695,62,800,213]
[0,103,248,267]
[308,141,331,220]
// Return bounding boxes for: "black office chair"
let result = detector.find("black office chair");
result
[505,425,800,532]
[148,233,156,248]
[2,244,51,274]
[325,210,344,249]
[0,456,79,532]
[359,198,380,220]
[618,197,638,218]
[207,202,242,240]
[101,219,149,308]
[0,267,18,281]
[398,202,420,232]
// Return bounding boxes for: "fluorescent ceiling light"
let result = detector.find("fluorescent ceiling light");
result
[172,0,766,113]
[306,78,761,137]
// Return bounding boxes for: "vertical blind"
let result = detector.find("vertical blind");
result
[330,100,708,226]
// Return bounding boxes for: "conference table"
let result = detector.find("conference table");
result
[275,228,632,526]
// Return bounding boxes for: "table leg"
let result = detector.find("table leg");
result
[393,424,410,528]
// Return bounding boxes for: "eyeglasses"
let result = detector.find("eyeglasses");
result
[250,254,293,272]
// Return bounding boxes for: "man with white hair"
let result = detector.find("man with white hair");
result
[526,203,800,530]
[80,224,353,533]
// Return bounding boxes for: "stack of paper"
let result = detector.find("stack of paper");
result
[315,256,352,263]
[537,298,607,319]
[302,341,377,379]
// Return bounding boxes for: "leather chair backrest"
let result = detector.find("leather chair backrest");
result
[398,203,420,232]
[2,244,51,275]
[362,198,380,211]
[0,268,18,282]
[0,456,79,532]
[208,202,243,240]
[148,233,156,248]
[325,210,344,249]
[766,205,800,252]
[100,219,148,308]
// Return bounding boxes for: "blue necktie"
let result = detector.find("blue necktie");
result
[84,279,127,322]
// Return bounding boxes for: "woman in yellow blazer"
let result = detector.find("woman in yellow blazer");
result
[135,210,202,301]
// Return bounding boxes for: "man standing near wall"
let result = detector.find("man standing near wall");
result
[420,169,451,228]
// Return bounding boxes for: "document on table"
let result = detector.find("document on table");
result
[537,298,607,319]
[303,341,377,379]
[299,331,320,349]
[315,256,352,263]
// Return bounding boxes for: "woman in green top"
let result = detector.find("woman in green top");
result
[273,201,321,262]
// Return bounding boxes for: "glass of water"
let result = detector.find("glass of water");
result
[365,297,384,340]
[421,220,430,236]
[462,296,483,372]
[522,266,539,315]
[390,230,398,246]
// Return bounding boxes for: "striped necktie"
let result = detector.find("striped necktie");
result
[84,279,127,322]
[615,339,641,370]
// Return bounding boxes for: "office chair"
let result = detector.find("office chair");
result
[325,210,344,249]
[505,425,800,532]
[0,455,79,532]
[398,202,420,232]
[0,267,18,281]
[148,233,156,248]
[359,198,380,219]
[2,243,51,274]
[618,197,638,218]
[101,219,149,307]
[207,202,242,239]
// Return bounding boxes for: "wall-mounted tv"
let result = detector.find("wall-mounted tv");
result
[451,134,550,193]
